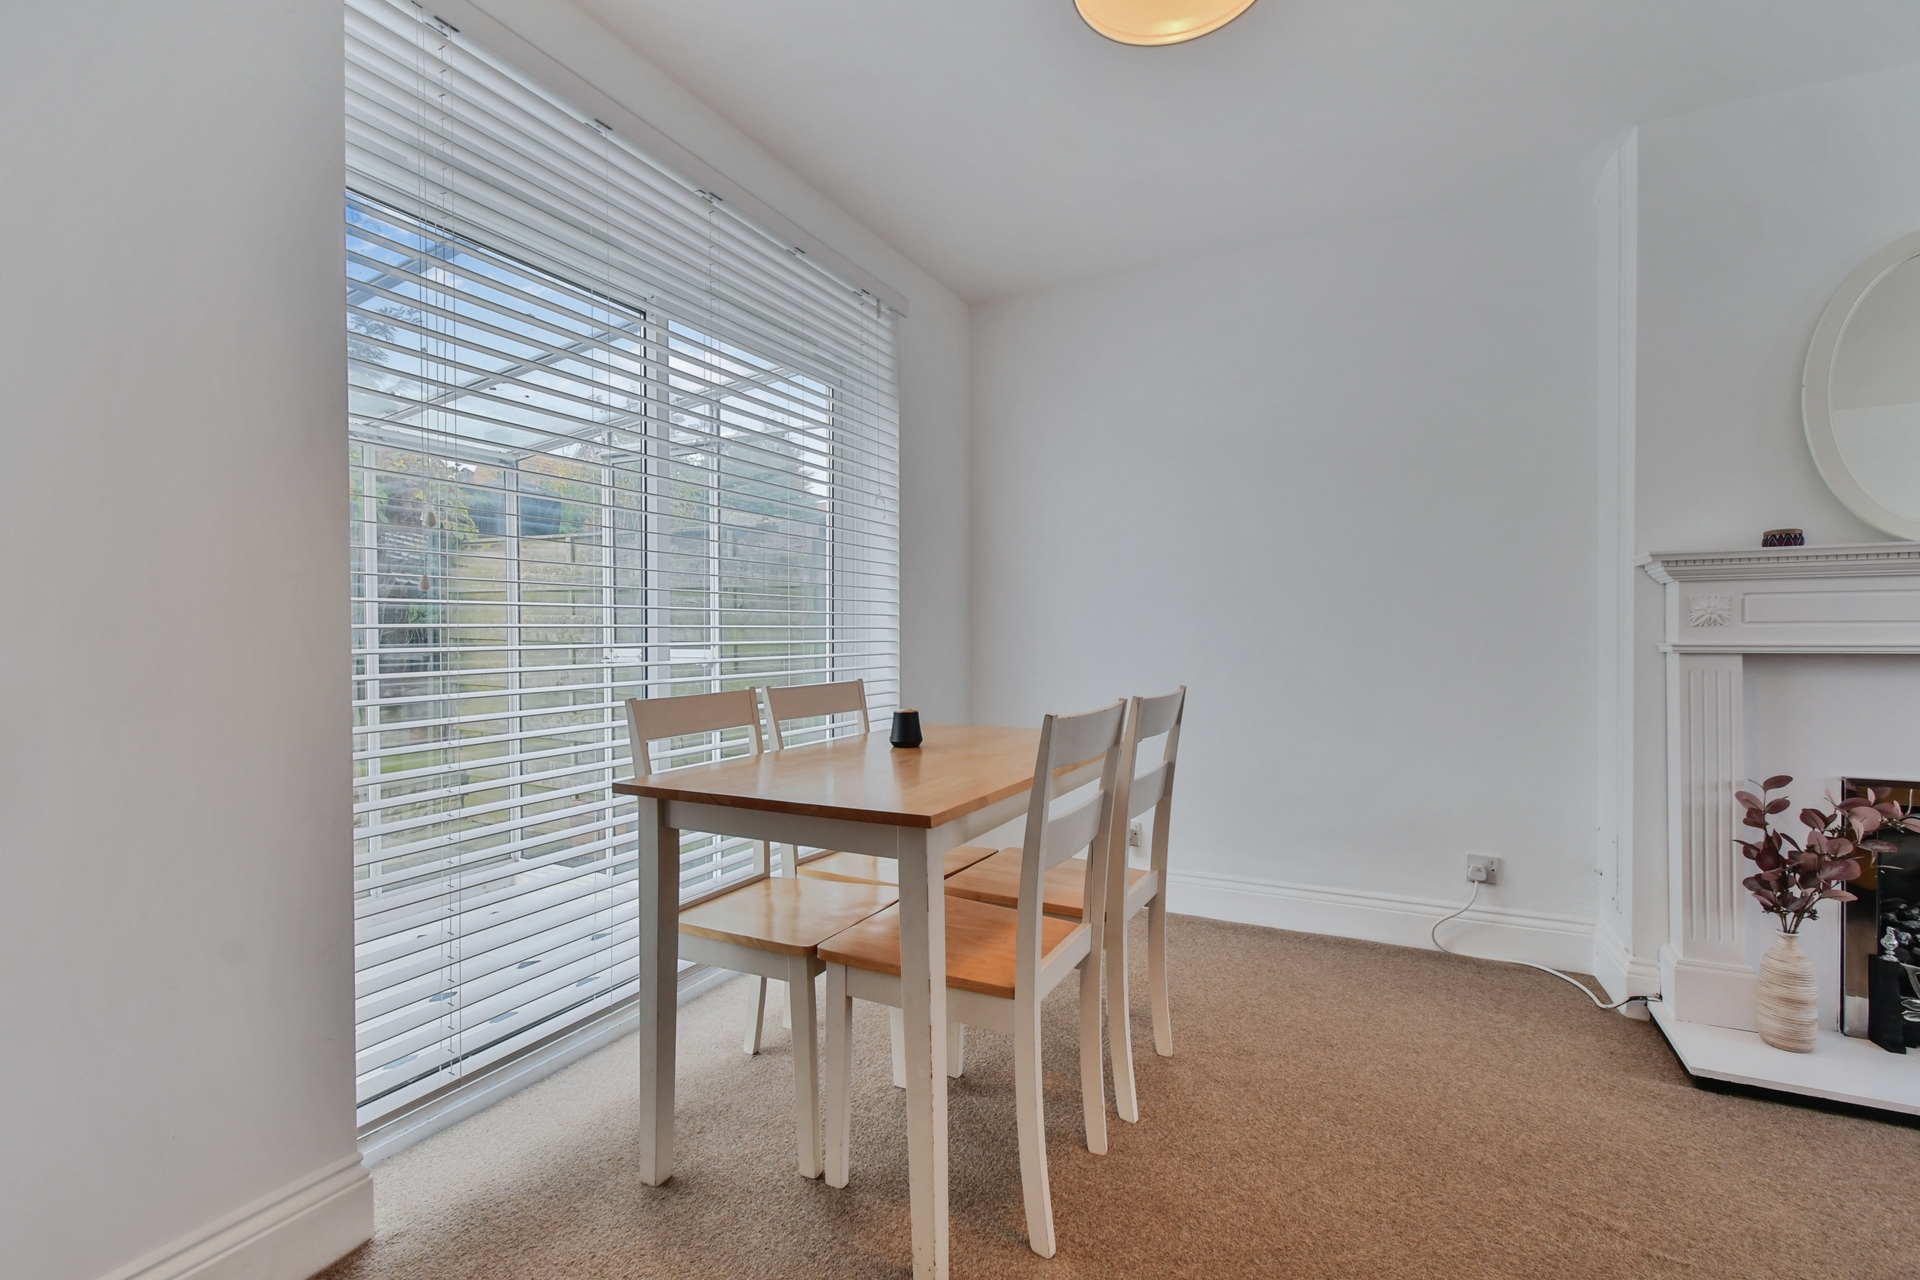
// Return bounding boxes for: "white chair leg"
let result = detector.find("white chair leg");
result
[775,978,792,1029]
[1078,956,1108,1154]
[1013,994,1056,1258]
[823,965,853,1188]
[1148,889,1172,1056]
[1108,908,1140,1123]
[947,1021,966,1079]
[888,1004,907,1089]
[787,958,821,1179]
[743,976,768,1055]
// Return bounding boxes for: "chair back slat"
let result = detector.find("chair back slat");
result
[1127,761,1168,821]
[1039,792,1107,874]
[1133,687,1185,743]
[764,679,869,749]
[625,689,764,775]
[1043,699,1128,770]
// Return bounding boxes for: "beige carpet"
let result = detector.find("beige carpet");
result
[318,916,1920,1279]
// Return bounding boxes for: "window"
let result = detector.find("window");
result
[345,0,898,1131]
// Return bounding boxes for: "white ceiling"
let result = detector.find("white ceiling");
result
[576,0,1920,302]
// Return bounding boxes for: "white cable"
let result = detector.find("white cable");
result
[1431,880,1647,1012]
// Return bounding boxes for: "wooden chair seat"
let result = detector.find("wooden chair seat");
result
[797,846,998,886]
[818,896,1080,1000]
[944,847,1147,920]
[679,875,900,956]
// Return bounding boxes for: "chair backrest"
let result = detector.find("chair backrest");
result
[624,689,770,886]
[624,688,765,775]
[1118,686,1185,827]
[1013,700,1128,995]
[1105,687,1186,923]
[762,679,869,749]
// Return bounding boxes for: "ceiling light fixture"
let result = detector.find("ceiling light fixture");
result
[1074,0,1258,46]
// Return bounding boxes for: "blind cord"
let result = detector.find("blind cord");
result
[1430,881,1648,1012]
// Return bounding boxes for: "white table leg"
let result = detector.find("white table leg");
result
[637,797,678,1186]
[894,827,949,1280]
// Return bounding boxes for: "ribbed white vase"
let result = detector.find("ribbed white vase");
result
[1756,930,1819,1053]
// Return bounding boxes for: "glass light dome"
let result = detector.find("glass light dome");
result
[1074,0,1259,46]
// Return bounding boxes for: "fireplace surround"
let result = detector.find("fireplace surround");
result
[1641,542,1920,1112]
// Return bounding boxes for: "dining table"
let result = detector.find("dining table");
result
[612,722,1093,1280]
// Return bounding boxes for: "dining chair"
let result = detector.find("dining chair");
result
[736,681,858,1051]
[763,678,997,1079]
[817,699,1128,1259]
[945,688,1185,1123]
[765,679,874,885]
[771,679,998,890]
[625,688,900,1179]
[766,680,1000,886]
[1101,687,1184,1121]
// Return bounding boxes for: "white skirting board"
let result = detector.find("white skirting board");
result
[95,1154,372,1280]
[1167,870,1594,974]
[1591,919,1662,1005]
[1647,999,1920,1115]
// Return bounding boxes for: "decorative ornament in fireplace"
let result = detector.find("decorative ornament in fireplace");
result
[1687,594,1732,628]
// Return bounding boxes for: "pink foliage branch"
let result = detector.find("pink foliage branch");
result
[1736,776,1920,936]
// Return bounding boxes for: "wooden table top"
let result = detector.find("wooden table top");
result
[611,724,1043,829]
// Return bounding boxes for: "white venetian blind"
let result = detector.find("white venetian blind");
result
[344,0,899,1129]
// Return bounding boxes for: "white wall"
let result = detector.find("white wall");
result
[1635,64,1920,552]
[894,291,972,722]
[0,4,371,1279]
[1620,62,1920,988]
[970,172,1603,967]
[0,3,972,1277]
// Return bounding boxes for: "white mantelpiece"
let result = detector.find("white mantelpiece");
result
[1641,543,1920,1034]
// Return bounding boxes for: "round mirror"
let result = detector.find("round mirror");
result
[1804,231,1920,540]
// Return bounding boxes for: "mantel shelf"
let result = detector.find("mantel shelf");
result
[1638,542,1920,656]
[1642,541,1920,583]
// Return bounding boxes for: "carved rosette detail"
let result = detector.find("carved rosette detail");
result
[1687,594,1733,628]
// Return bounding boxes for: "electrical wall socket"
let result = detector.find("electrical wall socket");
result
[1127,820,1143,847]
[1466,854,1500,885]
